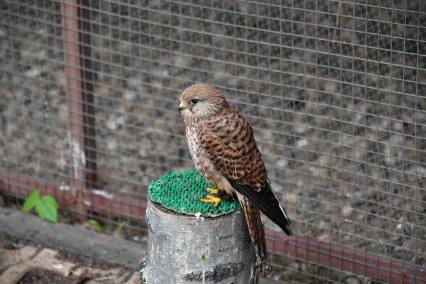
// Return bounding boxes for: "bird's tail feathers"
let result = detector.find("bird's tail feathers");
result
[236,193,268,261]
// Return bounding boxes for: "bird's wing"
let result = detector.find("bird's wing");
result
[197,107,292,235]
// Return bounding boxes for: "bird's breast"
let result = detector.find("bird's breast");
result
[186,125,202,164]
[185,124,217,181]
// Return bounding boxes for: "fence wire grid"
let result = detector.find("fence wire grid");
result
[0,0,425,283]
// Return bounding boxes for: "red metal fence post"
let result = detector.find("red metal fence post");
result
[62,0,97,217]
[79,0,98,190]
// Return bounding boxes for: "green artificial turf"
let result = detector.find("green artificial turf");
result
[148,168,240,217]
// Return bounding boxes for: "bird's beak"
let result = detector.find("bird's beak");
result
[179,101,186,113]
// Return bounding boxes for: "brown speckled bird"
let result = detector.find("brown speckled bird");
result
[179,83,292,276]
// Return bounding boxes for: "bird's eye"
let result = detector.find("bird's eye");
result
[191,99,198,104]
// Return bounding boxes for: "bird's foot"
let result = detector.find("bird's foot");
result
[254,254,272,277]
[206,188,218,195]
[200,195,221,206]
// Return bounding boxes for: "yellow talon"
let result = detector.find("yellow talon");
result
[200,195,221,207]
[206,188,218,194]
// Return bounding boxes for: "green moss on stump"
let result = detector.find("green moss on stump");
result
[148,168,240,217]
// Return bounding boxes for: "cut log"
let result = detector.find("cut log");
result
[140,200,256,283]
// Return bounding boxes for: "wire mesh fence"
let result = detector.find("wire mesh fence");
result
[0,0,425,282]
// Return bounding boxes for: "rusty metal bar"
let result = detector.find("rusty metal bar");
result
[62,0,85,196]
[0,170,146,221]
[61,0,98,216]
[265,231,425,284]
[0,170,423,284]
[78,0,98,190]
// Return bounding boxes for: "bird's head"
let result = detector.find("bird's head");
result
[179,83,227,120]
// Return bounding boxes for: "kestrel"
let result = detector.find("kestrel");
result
[179,83,292,276]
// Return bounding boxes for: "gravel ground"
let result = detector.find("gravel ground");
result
[0,0,425,281]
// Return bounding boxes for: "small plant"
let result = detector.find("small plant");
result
[22,189,59,223]
[88,219,104,232]
[116,221,127,233]
[87,219,127,234]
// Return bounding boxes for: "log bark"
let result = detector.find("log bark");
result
[140,200,256,283]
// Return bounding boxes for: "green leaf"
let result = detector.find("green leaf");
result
[42,195,59,209]
[22,190,41,213]
[35,195,59,223]
[88,219,103,232]
[116,221,127,233]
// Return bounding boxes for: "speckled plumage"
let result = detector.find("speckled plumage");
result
[179,83,292,275]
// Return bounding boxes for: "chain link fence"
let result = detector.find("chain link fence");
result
[0,0,425,282]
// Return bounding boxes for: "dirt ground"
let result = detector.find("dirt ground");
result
[0,205,144,284]
[0,234,139,284]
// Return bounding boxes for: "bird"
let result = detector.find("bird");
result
[178,83,292,277]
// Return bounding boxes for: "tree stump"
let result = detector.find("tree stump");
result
[140,200,256,283]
